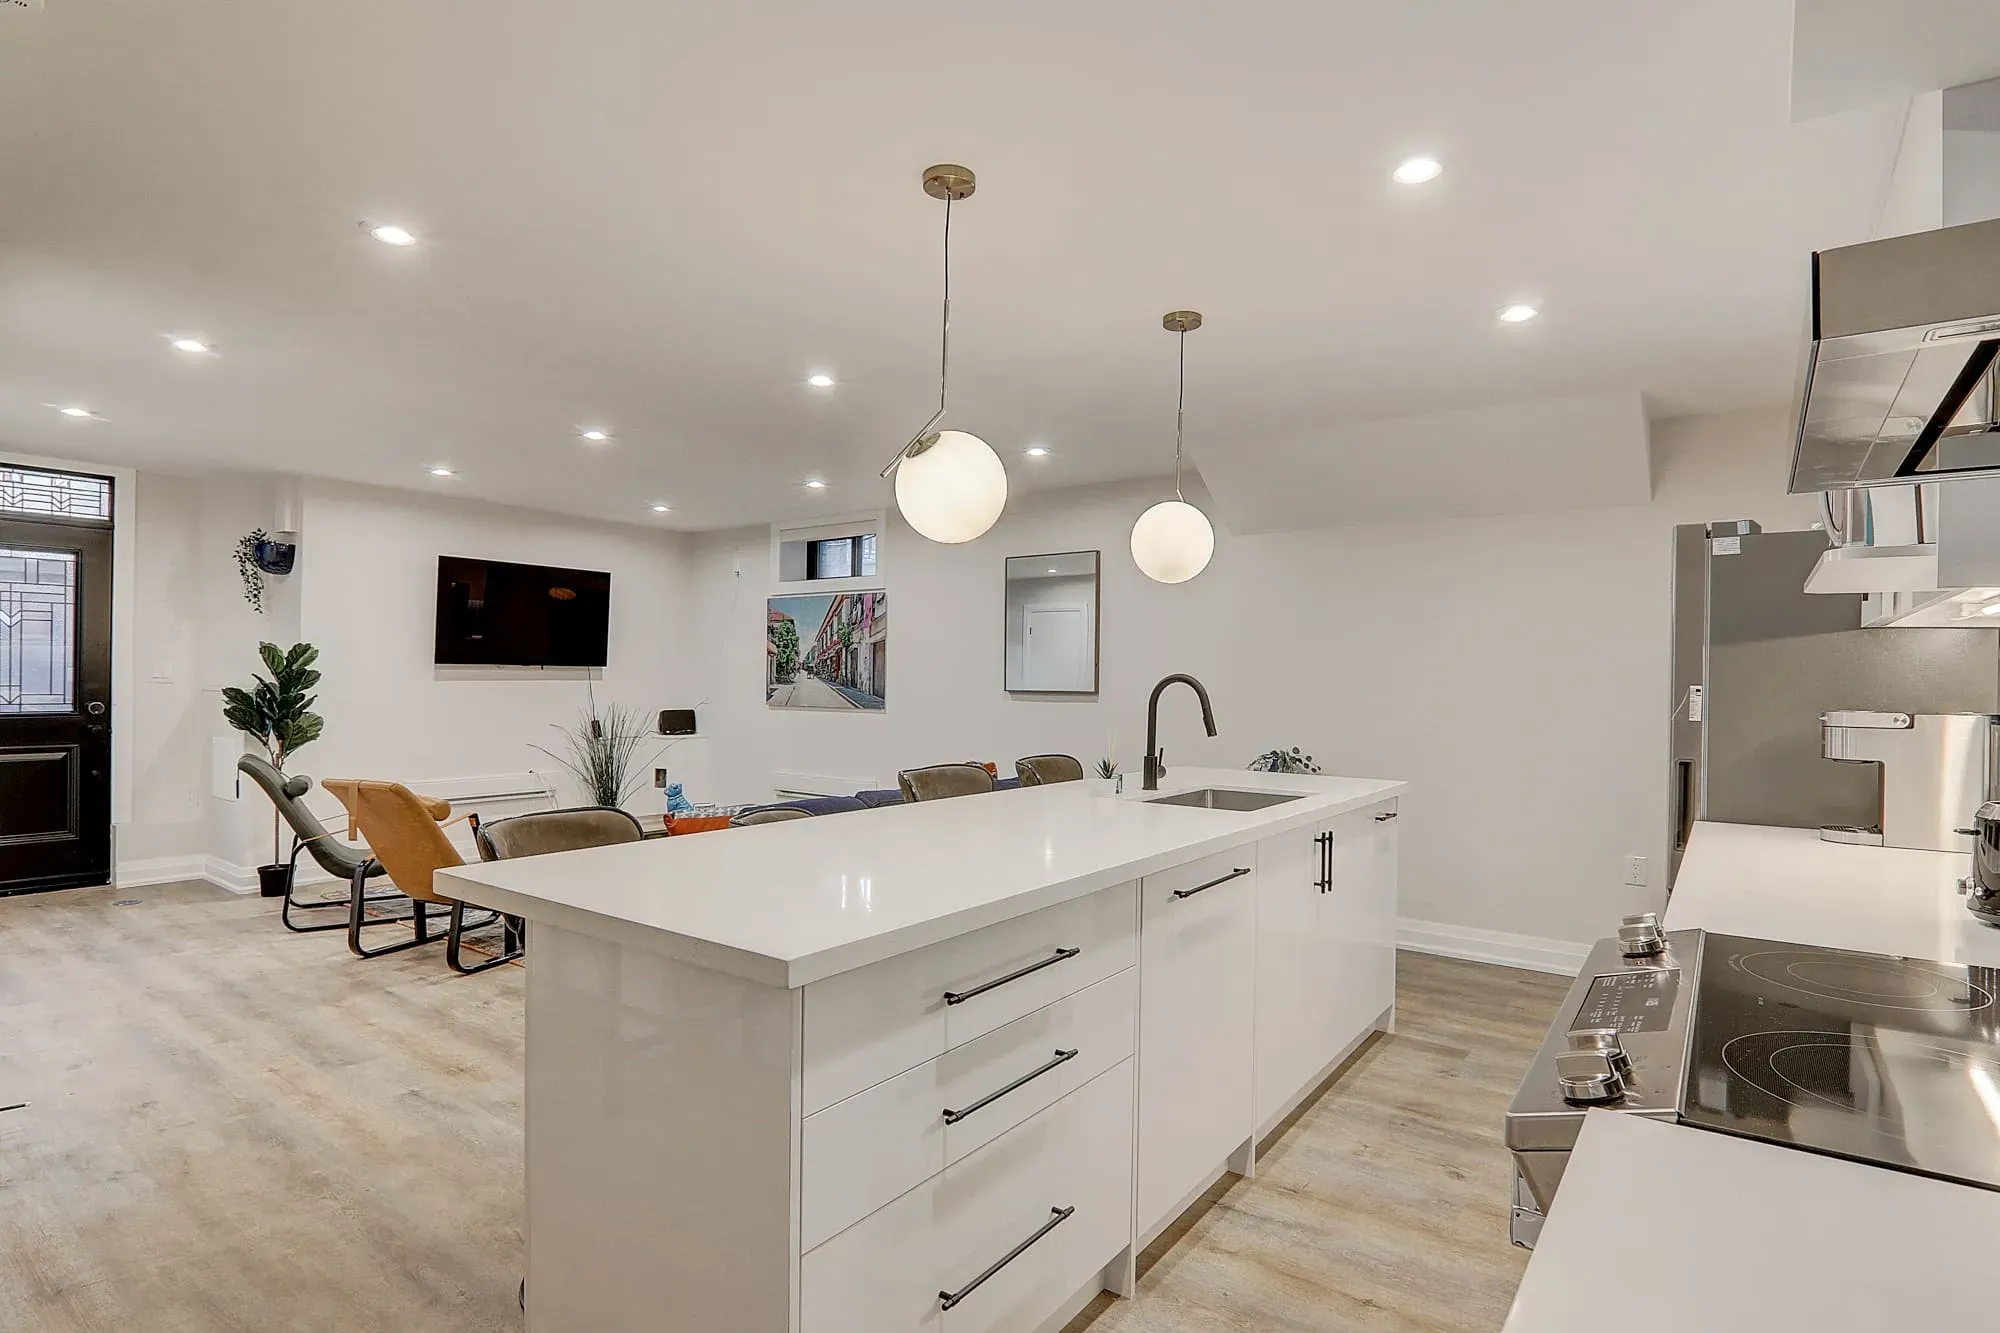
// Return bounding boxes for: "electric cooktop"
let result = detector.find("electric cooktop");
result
[1683,934,2000,1192]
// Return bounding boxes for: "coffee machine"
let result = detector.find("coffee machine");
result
[1820,711,2000,852]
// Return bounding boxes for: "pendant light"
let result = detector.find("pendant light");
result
[879,163,1008,544]
[1131,311,1216,583]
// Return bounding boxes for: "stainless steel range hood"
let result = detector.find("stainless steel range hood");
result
[1787,215,2000,494]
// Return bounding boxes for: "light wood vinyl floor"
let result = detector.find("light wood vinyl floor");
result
[0,880,1568,1333]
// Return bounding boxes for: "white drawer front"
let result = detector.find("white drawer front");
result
[802,1059,1134,1333]
[803,881,1137,1114]
[800,969,1136,1252]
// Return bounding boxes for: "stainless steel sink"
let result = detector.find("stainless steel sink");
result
[1145,787,1304,812]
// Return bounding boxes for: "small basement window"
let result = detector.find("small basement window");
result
[803,534,875,580]
[774,516,882,588]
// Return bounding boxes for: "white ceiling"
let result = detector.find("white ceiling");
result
[1791,0,2000,121]
[0,1,1916,532]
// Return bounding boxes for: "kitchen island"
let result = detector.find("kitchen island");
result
[442,767,1405,1333]
[1504,820,2000,1332]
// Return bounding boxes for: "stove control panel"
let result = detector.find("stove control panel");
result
[1567,966,1681,1035]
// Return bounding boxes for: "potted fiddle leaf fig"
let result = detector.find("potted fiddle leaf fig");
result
[221,642,325,897]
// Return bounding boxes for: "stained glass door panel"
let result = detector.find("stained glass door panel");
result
[0,547,77,715]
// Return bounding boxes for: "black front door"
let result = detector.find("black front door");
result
[0,510,113,894]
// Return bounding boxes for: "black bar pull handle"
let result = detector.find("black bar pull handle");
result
[1173,866,1251,900]
[943,947,1080,1006]
[939,1206,1076,1311]
[1374,811,1398,822]
[942,1048,1078,1125]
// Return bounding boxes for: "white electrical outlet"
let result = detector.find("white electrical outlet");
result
[1623,855,1649,888]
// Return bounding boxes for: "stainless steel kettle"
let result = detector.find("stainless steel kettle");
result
[1967,802,2000,926]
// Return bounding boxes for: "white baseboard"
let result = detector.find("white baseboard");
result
[114,855,210,889]
[203,858,259,894]
[1397,917,1589,976]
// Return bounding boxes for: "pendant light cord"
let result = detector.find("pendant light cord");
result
[882,187,956,477]
[1174,327,1186,501]
[937,195,952,419]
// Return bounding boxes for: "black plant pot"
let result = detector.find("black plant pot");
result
[257,862,293,899]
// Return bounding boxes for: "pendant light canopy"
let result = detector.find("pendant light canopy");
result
[1131,311,1216,584]
[880,164,1007,545]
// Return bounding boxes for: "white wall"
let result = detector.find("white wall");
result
[103,471,692,882]
[293,479,690,814]
[685,407,1819,953]
[119,472,208,866]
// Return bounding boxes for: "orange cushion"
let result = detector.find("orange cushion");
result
[664,813,733,836]
[978,761,998,776]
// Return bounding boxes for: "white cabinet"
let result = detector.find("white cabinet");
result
[1254,801,1400,1132]
[803,882,1138,1114]
[1253,822,1329,1129]
[801,1060,1135,1333]
[1136,852,1256,1237]
[514,784,1404,1333]
[1326,800,1398,1042]
[800,968,1136,1251]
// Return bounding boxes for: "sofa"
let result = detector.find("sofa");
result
[700,770,1024,829]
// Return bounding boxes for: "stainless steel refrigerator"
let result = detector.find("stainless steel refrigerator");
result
[1667,522,2000,884]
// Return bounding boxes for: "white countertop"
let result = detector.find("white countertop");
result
[1504,1111,2000,1332]
[439,767,1404,988]
[1668,821,2000,966]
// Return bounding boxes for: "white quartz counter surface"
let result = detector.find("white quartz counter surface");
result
[1504,1111,2000,1332]
[1668,820,2000,966]
[439,767,1404,988]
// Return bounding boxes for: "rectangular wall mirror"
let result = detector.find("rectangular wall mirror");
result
[1005,551,1101,694]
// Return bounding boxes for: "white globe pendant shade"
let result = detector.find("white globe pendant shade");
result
[895,429,1009,544]
[1130,499,1215,584]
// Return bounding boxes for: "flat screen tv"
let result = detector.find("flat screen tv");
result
[434,556,611,667]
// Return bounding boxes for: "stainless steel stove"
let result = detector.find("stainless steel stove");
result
[1504,915,2000,1248]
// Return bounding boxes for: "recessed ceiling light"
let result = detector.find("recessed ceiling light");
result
[170,337,213,354]
[369,223,417,247]
[427,466,456,478]
[650,503,672,513]
[1025,446,1050,458]
[804,479,828,490]
[1046,567,1058,574]
[807,373,836,389]
[1393,155,1443,185]
[580,429,610,442]
[1498,303,1540,324]
[56,405,100,419]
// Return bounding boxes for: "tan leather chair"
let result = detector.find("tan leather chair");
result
[730,807,813,827]
[898,763,996,803]
[1015,754,1085,786]
[476,806,645,860]
[326,779,521,974]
